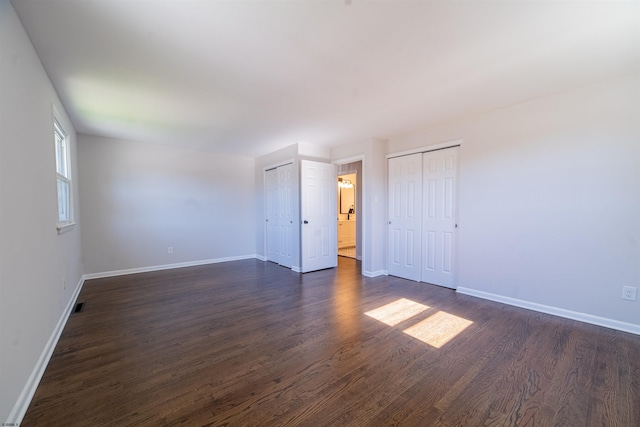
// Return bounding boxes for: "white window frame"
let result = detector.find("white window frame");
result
[54,116,74,233]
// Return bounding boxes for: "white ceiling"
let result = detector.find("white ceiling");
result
[11,0,640,158]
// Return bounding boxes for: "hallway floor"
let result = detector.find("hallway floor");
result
[338,246,356,258]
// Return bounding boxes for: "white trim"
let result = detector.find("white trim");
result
[292,266,301,273]
[263,168,270,263]
[456,287,640,336]
[263,159,294,172]
[255,254,267,262]
[331,154,365,165]
[363,269,387,278]
[6,276,86,426]
[82,254,258,280]
[386,139,463,159]
[56,222,76,234]
[53,110,74,228]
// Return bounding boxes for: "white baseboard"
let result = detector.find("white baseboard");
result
[82,254,258,280]
[255,254,267,262]
[6,276,86,426]
[291,266,301,273]
[456,287,640,336]
[363,269,387,278]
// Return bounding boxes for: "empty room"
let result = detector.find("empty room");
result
[1,0,639,425]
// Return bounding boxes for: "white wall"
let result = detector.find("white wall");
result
[0,0,84,421]
[388,74,640,330]
[78,135,256,274]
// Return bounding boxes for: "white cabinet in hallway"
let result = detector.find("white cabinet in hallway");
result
[338,220,356,249]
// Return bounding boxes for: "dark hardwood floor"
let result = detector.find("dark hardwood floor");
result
[23,258,640,426]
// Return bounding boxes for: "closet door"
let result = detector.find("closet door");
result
[265,168,279,263]
[387,153,422,281]
[422,147,458,288]
[277,163,293,268]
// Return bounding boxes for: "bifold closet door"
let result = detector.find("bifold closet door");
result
[422,147,458,288]
[265,168,279,263]
[265,164,294,268]
[277,164,293,268]
[387,153,422,281]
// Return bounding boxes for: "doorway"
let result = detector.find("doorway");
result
[338,173,357,258]
[336,160,362,261]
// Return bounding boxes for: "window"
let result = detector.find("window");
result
[54,118,72,229]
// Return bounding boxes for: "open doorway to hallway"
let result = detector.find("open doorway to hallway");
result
[338,172,356,258]
[336,161,362,261]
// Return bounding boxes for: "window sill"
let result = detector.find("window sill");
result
[57,222,76,235]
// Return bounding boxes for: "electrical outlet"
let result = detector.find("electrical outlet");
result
[622,286,637,301]
[168,246,174,254]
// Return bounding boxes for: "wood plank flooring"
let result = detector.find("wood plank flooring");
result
[22,258,640,426]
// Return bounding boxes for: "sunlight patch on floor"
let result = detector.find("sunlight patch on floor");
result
[365,298,473,348]
[403,311,473,348]
[364,298,430,326]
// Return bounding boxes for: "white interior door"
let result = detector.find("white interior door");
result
[422,147,458,288]
[277,163,293,268]
[265,168,279,263]
[387,153,422,281]
[301,160,337,273]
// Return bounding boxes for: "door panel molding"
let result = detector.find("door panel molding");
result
[301,160,337,273]
[422,147,458,288]
[387,153,422,281]
[386,146,459,288]
[265,163,294,268]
